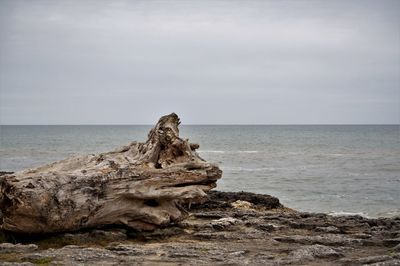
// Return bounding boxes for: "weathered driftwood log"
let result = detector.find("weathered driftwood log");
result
[0,113,222,234]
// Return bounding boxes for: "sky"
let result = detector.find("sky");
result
[0,0,399,125]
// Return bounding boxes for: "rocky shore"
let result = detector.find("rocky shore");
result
[1,190,399,266]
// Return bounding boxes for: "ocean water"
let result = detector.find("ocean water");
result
[1,125,399,217]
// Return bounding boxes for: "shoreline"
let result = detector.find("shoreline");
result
[1,190,399,265]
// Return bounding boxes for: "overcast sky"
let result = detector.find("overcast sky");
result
[0,0,399,124]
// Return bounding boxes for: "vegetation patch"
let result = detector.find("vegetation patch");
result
[0,253,21,263]
[28,257,53,265]
[35,235,81,250]
[0,253,53,265]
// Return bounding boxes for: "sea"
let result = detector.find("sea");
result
[1,125,399,218]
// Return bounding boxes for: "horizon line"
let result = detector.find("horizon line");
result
[1,123,399,126]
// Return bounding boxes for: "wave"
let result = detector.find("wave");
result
[222,166,277,172]
[198,150,259,154]
[328,153,347,157]
[377,210,400,218]
[328,210,400,218]
[328,211,370,218]
[312,153,348,158]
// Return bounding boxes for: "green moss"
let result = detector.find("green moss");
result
[198,247,209,252]
[0,253,20,262]
[36,235,80,249]
[0,252,53,265]
[30,257,53,265]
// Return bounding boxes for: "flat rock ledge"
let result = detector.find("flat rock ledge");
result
[0,190,399,266]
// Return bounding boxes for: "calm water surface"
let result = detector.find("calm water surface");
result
[1,125,399,217]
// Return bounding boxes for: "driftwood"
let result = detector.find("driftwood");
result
[0,113,222,233]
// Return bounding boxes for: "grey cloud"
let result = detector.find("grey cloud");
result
[0,0,399,124]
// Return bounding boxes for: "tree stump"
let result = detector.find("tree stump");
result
[0,113,222,233]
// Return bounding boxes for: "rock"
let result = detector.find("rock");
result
[200,191,282,209]
[53,229,128,245]
[0,189,399,265]
[256,223,276,232]
[0,172,13,177]
[0,263,34,266]
[193,211,227,219]
[315,226,341,234]
[340,255,393,264]
[383,238,400,247]
[229,250,247,256]
[273,234,360,246]
[192,231,242,240]
[0,243,38,253]
[231,200,253,209]
[356,255,393,264]
[368,259,400,266]
[106,244,149,256]
[89,229,127,241]
[353,233,372,239]
[0,113,222,234]
[40,245,118,265]
[288,244,343,261]
[288,221,317,230]
[128,226,184,240]
[210,217,238,230]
